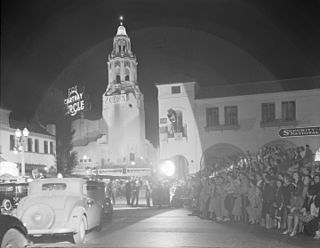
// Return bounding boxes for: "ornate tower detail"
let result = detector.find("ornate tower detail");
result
[102,21,146,164]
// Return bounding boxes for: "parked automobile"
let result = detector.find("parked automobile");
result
[0,213,29,248]
[16,178,104,244]
[0,183,28,214]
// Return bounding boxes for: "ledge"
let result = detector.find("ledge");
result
[205,124,240,131]
[260,119,298,128]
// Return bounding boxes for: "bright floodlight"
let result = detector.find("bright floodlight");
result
[160,160,175,177]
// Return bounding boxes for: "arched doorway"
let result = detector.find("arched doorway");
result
[171,155,189,179]
[201,143,244,171]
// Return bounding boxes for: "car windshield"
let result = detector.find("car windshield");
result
[42,183,67,191]
[0,185,14,192]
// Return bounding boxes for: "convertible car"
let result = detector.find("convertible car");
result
[16,178,105,244]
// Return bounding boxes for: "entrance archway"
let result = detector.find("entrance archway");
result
[201,143,244,171]
[171,155,189,179]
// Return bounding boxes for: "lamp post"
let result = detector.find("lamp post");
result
[15,128,29,177]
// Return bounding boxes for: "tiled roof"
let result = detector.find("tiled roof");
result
[195,76,320,99]
[9,120,54,136]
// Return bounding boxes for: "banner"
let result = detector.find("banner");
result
[105,94,127,104]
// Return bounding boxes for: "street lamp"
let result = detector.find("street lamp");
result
[15,128,29,177]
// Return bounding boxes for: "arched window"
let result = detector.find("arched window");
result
[125,68,130,81]
[116,75,121,84]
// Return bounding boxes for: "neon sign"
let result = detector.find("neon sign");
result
[64,85,85,116]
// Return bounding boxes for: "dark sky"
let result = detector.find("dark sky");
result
[1,0,320,145]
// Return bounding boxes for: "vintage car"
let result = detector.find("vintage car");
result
[0,213,30,248]
[16,178,105,244]
[0,183,28,213]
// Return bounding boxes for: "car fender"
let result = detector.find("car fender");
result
[65,206,87,232]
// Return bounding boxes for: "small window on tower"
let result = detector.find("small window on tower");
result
[125,75,129,81]
[118,45,121,53]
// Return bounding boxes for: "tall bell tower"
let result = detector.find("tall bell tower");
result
[102,19,146,165]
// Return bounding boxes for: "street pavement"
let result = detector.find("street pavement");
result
[29,203,319,248]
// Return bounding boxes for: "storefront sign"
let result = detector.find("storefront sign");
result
[97,168,123,176]
[72,167,151,177]
[105,94,127,104]
[64,85,86,116]
[279,126,320,138]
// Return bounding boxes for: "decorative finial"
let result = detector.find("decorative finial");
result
[119,15,124,26]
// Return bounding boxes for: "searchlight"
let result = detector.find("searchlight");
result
[160,160,175,177]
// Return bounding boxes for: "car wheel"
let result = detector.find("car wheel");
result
[2,199,12,211]
[1,228,28,248]
[73,215,86,244]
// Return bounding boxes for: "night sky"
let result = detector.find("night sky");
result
[1,0,320,145]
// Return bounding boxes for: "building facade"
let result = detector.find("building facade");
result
[0,107,57,176]
[71,24,156,173]
[157,77,320,174]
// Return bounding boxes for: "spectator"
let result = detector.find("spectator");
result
[125,179,131,205]
[283,188,304,236]
[272,179,284,229]
[261,175,276,229]
[304,145,314,165]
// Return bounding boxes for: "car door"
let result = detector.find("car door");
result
[85,183,102,229]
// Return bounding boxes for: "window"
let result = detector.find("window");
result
[10,135,15,150]
[118,45,121,53]
[130,152,135,161]
[27,138,33,152]
[175,111,183,132]
[282,101,296,121]
[171,86,181,94]
[49,141,54,154]
[44,141,48,154]
[225,106,238,125]
[261,103,275,123]
[80,159,83,163]
[125,68,130,81]
[206,107,219,127]
[116,75,121,84]
[35,139,39,153]
[42,183,66,191]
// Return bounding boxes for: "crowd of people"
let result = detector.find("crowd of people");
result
[186,144,320,240]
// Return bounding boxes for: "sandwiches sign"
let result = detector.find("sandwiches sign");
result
[279,126,320,138]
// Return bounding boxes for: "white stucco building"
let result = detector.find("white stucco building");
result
[71,24,157,173]
[0,107,57,176]
[157,76,320,175]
